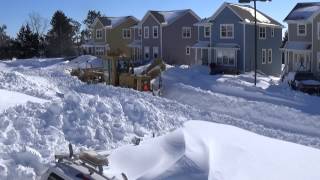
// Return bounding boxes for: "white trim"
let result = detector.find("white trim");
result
[153,46,159,59]
[197,26,200,40]
[96,29,103,39]
[160,25,163,58]
[152,26,159,39]
[271,27,275,37]
[220,24,234,39]
[144,26,149,39]
[259,26,267,40]
[140,11,162,26]
[182,27,192,39]
[297,24,307,36]
[262,49,267,64]
[144,46,150,60]
[204,25,211,38]
[122,28,131,39]
[186,46,191,56]
[209,3,243,22]
[268,49,272,64]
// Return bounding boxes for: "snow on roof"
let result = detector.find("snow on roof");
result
[227,3,283,27]
[284,3,320,21]
[213,43,240,49]
[192,41,210,48]
[128,40,141,48]
[98,16,135,28]
[283,41,312,51]
[150,9,190,25]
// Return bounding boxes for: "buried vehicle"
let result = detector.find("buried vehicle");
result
[40,144,127,180]
[289,72,320,95]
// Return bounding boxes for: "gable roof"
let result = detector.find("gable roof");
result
[284,2,320,21]
[209,2,283,27]
[94,16,138,29]
[140,9,200,26]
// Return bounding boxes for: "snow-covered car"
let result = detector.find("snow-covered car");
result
[40,145,127,180]
[289,72,320,95]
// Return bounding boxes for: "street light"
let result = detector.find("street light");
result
[239,0,271,86]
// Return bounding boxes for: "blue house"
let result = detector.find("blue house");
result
[192,2,284,75]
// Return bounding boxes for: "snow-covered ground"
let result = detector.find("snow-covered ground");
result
[107,121,320,180]
[0,57,319,179]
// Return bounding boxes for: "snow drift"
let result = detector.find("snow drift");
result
[107,121,320,180]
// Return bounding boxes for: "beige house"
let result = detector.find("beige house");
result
[82,16,139,58]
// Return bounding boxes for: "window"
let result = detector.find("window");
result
[259,27,266,39]
[220,24,234,39]
[144,46,150,59]
[153,26,159,38]
[262,49,266,64]
[95,47,105,56]
[182,27,191,39]
[153,47,159,59]
[122,29,131,39]
[144,26,149,39]
[216,49,235,66]
[138,28,142,37]
[204,26,210,38]
[186,47,190,55]
[96,29,102,39]
[271,28,275,37]
[318,23,320,40]
[268,49,272,64]
[297,24,306,36]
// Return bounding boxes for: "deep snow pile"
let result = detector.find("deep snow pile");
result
[0,57,320,179]
[107,121,320,180]
[0,58,204,179]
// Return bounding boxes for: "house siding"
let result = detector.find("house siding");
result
[211,7,244,71]
[162,12,199,65]
[313,13,320,73]
[198,26,210,42]
[246,25,282,75]
[92,21,106,43]
[107,18,138,57]
[141,15,161,61]
[288,23,312,42]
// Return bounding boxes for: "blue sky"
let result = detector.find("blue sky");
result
[0,0,316,37]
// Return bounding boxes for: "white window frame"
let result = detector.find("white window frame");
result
[204,25,210,38]
[144,26,149,39]
[152,26,159,39]
[262,49,266,64]
[96,29,102,39]
[220,24,234,39]
[95,47,105,56]
[259,26,266,39]
[318,23,320,40]
[182,27,192,39]
[186,47,190,55]
[215,49,236,66]
[144,46,150,60]
[268,49,272,64]
[271,28,275,37]
[153,46,159,59]
[122,29,131,39]
[297,24,306,36]
[138,28,142,37]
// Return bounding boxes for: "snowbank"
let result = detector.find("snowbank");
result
[67,55,103,69]
[107,121,320,180]
[0,89,47,112]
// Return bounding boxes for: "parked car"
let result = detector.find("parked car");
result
[289,72,320,95]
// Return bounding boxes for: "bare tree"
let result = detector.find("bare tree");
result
[27,12,48,36]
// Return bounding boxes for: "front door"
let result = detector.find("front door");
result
[294,53,309,72]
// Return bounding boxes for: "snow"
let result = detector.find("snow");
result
[0,89,47,112]
[300,80,320,86]
[286,4,320,20]
[0,57,320,179]
[67,55,104,69]
[283,41,312,50]
[232,4,271,24]
[107,121,320,180]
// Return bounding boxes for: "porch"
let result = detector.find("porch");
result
[82,40,109,57]
[128,40,143,62]
[281,42,312,73]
